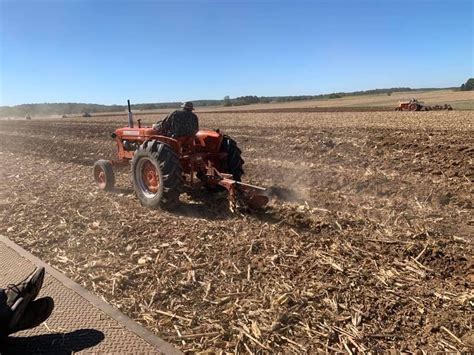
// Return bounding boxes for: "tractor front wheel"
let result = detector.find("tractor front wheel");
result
[131,140,183,209]
[93,160,115,191]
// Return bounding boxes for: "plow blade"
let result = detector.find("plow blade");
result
[235,181,269,209]
[218,179,269,209]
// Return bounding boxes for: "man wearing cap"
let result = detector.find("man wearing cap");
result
[154,101,199,137]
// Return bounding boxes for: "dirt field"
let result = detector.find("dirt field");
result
[0,110,473,352]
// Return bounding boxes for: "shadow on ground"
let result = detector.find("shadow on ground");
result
[111,183,310,227]
[2,329,105,354]
[112,187,135,195]
[172,190,233,220]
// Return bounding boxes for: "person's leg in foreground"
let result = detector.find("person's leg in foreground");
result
[0,267,54,341]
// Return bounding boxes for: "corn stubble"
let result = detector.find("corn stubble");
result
[0,110,473,352]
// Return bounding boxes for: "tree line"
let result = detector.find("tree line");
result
[460,78,474,91]
[222,87,449,106]
[0,100,221,118]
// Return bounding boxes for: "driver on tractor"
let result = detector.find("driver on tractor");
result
[153,101,199,137]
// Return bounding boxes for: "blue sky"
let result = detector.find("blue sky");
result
[0,0,472,106]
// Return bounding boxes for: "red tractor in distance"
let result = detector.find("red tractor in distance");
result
[93,101,269,210]
[396,98,424,111]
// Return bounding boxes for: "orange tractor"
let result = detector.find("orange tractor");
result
[93,101,269,210]
[396,98,424,111]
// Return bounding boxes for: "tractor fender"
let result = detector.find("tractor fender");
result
[143,136,180,154]
[195,130,224,153]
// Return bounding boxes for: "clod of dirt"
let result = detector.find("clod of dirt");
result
[438,192,453,206]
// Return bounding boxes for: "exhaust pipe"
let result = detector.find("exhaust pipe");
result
[127,99,134,128]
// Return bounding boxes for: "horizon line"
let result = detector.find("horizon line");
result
[0,86,460,108]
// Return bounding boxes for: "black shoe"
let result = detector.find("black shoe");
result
[5,267,45,330]
[8,297,54,334]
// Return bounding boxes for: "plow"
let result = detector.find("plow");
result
[93,100,270,210]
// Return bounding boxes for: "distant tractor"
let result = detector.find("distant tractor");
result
[396,98,453,111]
[396,98,423,111]
[82,112,92,118]
[25,114,32,120]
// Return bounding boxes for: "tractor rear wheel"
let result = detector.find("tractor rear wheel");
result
[408,103,418,111]
[131,140,183,209]
[221,135,244,181]
[93,160,115,191]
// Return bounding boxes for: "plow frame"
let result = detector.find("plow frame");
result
[205,164,269,209]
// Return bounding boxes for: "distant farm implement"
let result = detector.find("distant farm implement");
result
[93,100,269,210]
[395,98,453,111]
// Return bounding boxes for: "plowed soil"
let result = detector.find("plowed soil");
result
[0,111,473,353]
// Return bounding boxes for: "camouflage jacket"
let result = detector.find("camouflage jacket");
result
[158,109,199,137]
